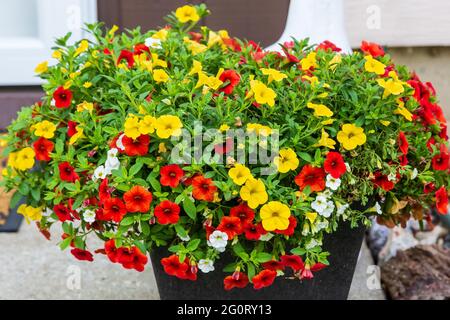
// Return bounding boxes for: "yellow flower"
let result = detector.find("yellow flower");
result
[321,118,335,125]
[228,163,252,185]
[35,61,48,74]
[307,102,333,117]
[364,55,386,75]
[274,148,299,173]
[337,124,367,150]
[83,82,92,88]
[189,60,203,75]
[155,115,183,139]
[250,80,276,107]
[184,37,208,55]
[175,5,200,23]
[315,129,336,149]
[302,75,319,87]
[108,25,119,37]
[394,99,413,121]
[69,126,84,145]
[52,50,63,60]
[207,30,223,48]
[74,39,89,57]
[34,120,56,139]
[301,52,318,70]
[219,124,230,132]
[17,204,42,224]
[260,201,291,231]
[7,152,17,168]
[153,69,170,83]
[261,68,287,83]
[305,211,317,224]
[76,101,94,113]
[329,54,342,71]
[158,142,167,153]
[240,178,268,209]
[380,120,391,126]
[377,71,405,98]
[139,115,157,134]
[152,28,168,41]
[152,53,167,68]
[124,115,141,139]
[195,70,223,90]
[15,148,35,171]
[246,123,272,136]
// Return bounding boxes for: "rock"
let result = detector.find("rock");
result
[381,245,450,300]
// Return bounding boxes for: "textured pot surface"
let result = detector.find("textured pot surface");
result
[150,221,366,300]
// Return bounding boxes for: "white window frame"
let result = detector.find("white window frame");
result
[0,0,97,86]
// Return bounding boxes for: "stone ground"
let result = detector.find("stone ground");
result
[0,222,385,300]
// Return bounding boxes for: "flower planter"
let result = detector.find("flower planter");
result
[151,221,365,300]
[0,198,24,232]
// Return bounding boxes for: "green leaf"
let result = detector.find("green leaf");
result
[129,161,144,177]
[183,198,196,221]
[291,247,306,256]
[120,216,135,226]
[255,252,273,263]
[9,191,23,208]
[186,239,201,251]
[59,236,73,250]
[134,240,147,254]
[298,152,312,163]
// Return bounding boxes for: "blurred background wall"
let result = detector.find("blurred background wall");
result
[1,0,449,127]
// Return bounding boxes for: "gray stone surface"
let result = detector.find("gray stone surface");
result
[0,222,384,300]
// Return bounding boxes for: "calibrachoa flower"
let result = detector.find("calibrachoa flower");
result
[154,200,180,224]
[160,164,185,188]
[2,4,449,292]
[123,186,153,212]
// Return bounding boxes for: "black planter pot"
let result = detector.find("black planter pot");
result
[0,198,24,232]
[150,221,366,300]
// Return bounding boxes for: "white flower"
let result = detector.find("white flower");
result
[145,37,161,48]
[107,148,118,159]
[345,162,351,172]
[105,156,120,173]
[387,172,397,182]
[411,168,418,180]
[337,203,349,216]
[318,189,333,199]
[316,220,329,231]
[93,165,107,181]
[116,134,126,151]
[178,234,190,242]
[326,174,341,191]
[259,233,274,241]
[320,200,335,218]
[311,195,328,213]
[374,202,382,215]
[208,230,228,249]
[42,208,53,217]
[50,99,56,107]
[198,259,215,273]
[305,239,320,250]
[215,246,226,253]
[83,209,96,223]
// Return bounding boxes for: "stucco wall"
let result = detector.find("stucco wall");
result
[388,47,450,121]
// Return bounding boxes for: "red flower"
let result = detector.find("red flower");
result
[33,137,54,161]
[192,175,217,202]
[116,247,135,265]
[103,197,127,222]
[214,138,233,155]
[360,41,385,57]
[424,182,436,194]
[294,165,326,192]
[274,216,297,236]
[123,186,152,213]
[134,43,150,55]
[58,162,79,182]
[117,49,135,68]
[217,216,242,239]
[398,131,409,155]
[432,148,449,171]
[399,154,408,166]
[372,172,395,192]
[436,186,448,215]
[317,40,341,52]
[122,134,150,156]
[161,255,189,278]
[53,204,73,222]
[154,200,180,225]
[223,37,241,52]
[99,178,111,203]
[300,262,327,279]
[120,247,148,272]
[223,272,249,291]
[160,164,184,188]
[104,239,119,263]
[219,70,241,94]
[229,203,254,224]
[67,121,78,137]
[323,152,346,179]
[262,260,285,271]
[179,261,198,281]
[53,86,73,108]
[252,269,277,290]
[243,223,263,241]
[280,254,304,272]
[71,248,94,262]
